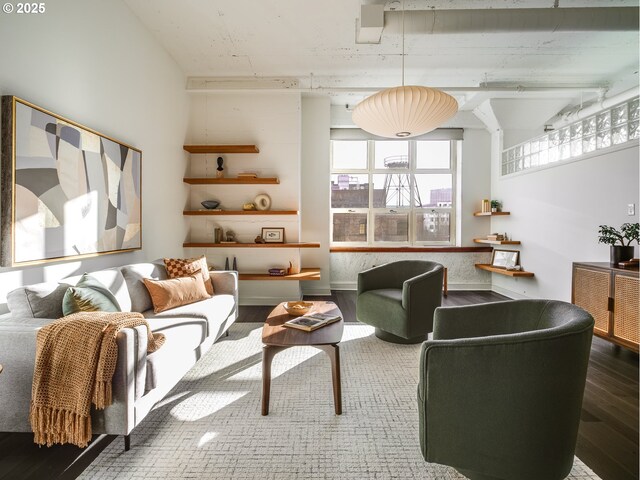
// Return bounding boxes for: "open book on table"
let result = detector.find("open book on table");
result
[284,312,342,332]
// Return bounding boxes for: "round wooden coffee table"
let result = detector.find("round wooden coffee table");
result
[261,301,344,416]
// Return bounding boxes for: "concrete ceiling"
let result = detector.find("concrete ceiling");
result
[124,0,639,127]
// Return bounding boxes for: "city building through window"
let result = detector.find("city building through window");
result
[330,137,458,246]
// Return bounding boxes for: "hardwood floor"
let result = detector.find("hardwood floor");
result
[292,289,510,323]
[577,336,639,480]
[0,290,637,480]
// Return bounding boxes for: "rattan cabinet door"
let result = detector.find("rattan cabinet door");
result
[573,267,611,335]
[613,274,639,346]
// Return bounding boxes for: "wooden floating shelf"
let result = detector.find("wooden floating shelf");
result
[183,242,320,249]
[183,144,259,154]
[239,268,321,281]
[183,177,279,185]
[474,211,511,217]
[475,264,534,277]
[330,246,492,253]
[473,239,521,245]
[184,210,298,216]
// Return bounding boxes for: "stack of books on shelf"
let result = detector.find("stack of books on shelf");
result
[237,172,258,179]
[284,312,342,332]
[268,268,286,276]
[487,233,505,241]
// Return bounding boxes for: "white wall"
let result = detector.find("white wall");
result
[301,95,332,296]
[185,92,303,304]
[490,135,639,301]
[461,129,493,246]
[0,0,188,309]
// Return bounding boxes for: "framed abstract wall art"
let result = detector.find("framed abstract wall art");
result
[1,96,142,266]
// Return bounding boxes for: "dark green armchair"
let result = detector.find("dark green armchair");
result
[356,260,444,344]
[418,299,594,480]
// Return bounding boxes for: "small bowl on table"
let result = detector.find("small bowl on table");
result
[284,301,313,316]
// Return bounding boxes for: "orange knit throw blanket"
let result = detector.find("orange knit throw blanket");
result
[30,311,165,448]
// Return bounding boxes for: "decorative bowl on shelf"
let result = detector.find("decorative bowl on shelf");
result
[201,200,220,209]
[283,301,313,316]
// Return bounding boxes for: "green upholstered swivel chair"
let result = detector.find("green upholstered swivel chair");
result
[418,299,594,480]
[356,260,444,344]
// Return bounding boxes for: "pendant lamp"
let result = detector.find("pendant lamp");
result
[352,3,458,138]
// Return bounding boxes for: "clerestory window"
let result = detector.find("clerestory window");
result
[501,96,639,176]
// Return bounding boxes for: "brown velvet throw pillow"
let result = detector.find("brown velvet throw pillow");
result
[163,256,214,295]
[143,273,210,313]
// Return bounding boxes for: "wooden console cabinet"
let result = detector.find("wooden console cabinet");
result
[572,262,639,352]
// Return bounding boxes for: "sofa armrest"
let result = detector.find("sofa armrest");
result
[0,319,50,431]
[93,325,147,435]
[0,318,148,434]
[210,270,239,319]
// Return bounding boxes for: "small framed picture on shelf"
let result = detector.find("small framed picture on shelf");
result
[491,249,520,268]
[261,227,285,243]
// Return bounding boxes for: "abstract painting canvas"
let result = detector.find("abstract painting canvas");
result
[1,96,142,266]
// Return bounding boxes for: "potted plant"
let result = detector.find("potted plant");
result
[490,200,502,213]
[598,223,639,264]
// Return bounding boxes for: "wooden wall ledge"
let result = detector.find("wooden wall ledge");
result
[330,246,493,253]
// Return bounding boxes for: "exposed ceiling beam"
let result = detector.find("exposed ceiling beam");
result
[356,5,385,44]
[473,100,502,133]
[186,77,607,95]
[360,7,638,39]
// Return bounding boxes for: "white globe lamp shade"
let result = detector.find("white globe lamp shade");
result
[352,85,458,138]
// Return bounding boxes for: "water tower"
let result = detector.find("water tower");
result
[382,155,422,207]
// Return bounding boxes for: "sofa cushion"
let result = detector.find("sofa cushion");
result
[6,282,69,319]
[121,262,167,313]
[62,274,121,315]
[63,269,132,313]
[143,274,210,313]
[143,294,235,340]
[164,256,214,295]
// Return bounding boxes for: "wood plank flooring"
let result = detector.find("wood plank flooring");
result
[577,336,639,480]
[0,290,636,480]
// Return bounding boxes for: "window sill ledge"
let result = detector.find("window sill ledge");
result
[330,246,492,253]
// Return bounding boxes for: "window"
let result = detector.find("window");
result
[330,138,458,246]
[501,96,639,176]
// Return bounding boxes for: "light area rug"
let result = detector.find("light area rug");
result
[81,323,601,480]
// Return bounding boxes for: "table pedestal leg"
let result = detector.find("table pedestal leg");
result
[262,345,287,416]
[443,267,448,296]
[317,344,342,415]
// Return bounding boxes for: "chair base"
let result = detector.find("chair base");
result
[374,328,425,344]
[456,468,504,480]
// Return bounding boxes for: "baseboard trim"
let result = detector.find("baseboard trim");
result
[490,285,529,299]
[330,281,357,291]
[300,287,333,296]
[448,283,492,291]
[239,295,301,306]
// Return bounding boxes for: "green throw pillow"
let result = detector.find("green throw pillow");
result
[62,273,122,316]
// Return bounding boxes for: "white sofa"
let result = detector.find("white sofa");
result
[0,260,238,450]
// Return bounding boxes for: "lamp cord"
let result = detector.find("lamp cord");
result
[401,0,405,86]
